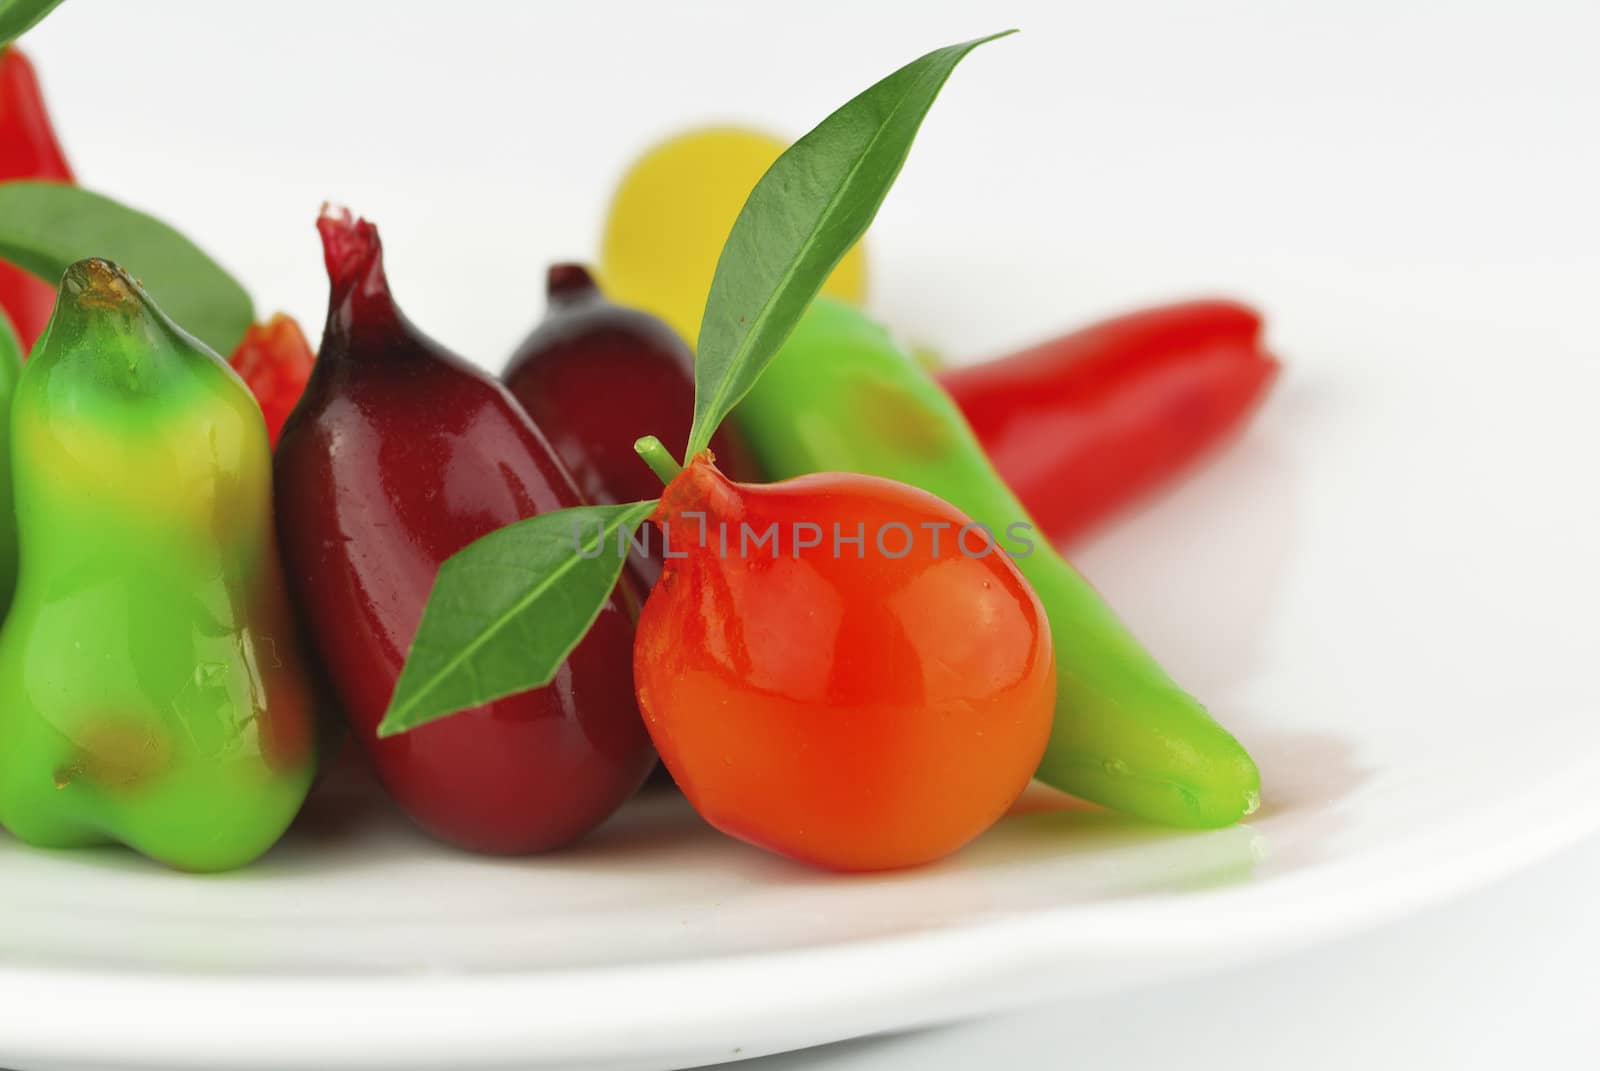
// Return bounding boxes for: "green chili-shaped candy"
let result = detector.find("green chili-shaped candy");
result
[731,297,1260,828]
[0,259,321,871]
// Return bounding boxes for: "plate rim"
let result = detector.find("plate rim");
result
[5,750,1599,1069]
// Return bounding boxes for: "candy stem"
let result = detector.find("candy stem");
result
[634,435,683,486]
[546,263,599,303]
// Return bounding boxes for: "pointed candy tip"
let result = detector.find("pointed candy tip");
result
[46,260,201,396]
[231,311,312,373]
[316,203,382,290]
[256,310,311,346]
[61,258,140,314]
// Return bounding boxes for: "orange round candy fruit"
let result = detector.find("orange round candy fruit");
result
[633,455,1055,871]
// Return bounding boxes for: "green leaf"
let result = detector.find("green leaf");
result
[378,500,656,737]
[0,181,254,355]
[383,35,1008,733]
[0,0,64,46]
[685,30,1014,457]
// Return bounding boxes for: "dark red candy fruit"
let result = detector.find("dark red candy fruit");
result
[503,264,761,585]
[273,208,654,854]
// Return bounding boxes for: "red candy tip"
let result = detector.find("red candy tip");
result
[316,204,382,291]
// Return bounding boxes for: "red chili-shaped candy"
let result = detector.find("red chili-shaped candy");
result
[939,300,1279,544]
[228,313,315,447]
[0,46,74,351]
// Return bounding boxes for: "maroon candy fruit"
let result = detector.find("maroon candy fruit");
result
[503,264,761,585]
[273,210,654,854]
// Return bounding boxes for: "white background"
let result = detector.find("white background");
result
[26,0,1597,366]
[17,1,1600,1068]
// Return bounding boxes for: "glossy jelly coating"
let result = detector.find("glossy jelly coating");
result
[0,260,319,872]
[274,210,654,854]
[634,456,1056,871]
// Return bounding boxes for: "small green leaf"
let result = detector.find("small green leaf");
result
[0,0,65,46]
[0,181,255,355]
[378,500,656,737]
[685,30,1014,458]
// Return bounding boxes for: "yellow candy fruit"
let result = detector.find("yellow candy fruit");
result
[600,126,869,346]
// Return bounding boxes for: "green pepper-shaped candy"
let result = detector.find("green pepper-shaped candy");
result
[0,309,22,612]
[0,259,320,871]
[732,297,1260,828]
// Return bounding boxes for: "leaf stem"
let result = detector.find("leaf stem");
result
[634,435,683,486]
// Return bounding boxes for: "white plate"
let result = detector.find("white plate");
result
[7,2,1600,1069]
[4,271,1599,1070]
